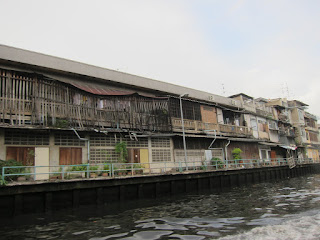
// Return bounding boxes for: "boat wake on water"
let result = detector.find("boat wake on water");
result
[219,210,320,240]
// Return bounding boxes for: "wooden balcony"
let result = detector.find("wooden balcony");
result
[171,118,252,136]
[279,127,295,137]
[305,126,319,133]
[0,100,171,132]
[219,124,252,136]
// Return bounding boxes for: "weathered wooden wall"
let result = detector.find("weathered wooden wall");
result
[0,68,171,132]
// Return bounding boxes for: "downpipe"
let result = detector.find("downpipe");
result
[71,128,90,164]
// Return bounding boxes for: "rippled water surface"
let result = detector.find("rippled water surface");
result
[2,174,320,240]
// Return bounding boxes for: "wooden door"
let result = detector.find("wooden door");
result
[59,147,82,165]
[128,149,140,163]
[271,150,277,165]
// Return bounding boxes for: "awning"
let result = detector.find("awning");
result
[43,73,168,98]
[259,142,278,147]
[227,137,259,142]
[71,82,134,95]
[279,145,297,150]
[176,133,228,139]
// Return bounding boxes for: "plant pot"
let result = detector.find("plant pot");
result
[90,173,97,178]
[50,175,62,180]
[102,172,109,177]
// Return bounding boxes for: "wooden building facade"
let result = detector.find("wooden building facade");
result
[0,45,319,169]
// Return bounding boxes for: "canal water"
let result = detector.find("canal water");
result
[2,174,320,240]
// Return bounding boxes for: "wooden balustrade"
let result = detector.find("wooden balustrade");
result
[172,117,252,136]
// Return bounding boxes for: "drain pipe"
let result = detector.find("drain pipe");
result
[225,140,231,169]
[72,128,90,163]
[207,130,217,149]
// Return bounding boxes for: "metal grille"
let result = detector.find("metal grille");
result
[174,150,204,162]
[169,98,201,121]
[54,133,85,146]
[152,149,171,162]
[211,148,224,159]
[151,138,171,148]
[90,148,118,163]
[125,138,148,148]
[90,134,116,147]
[5,130,49,145]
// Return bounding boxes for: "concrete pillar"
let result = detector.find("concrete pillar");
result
[0,129,5,160]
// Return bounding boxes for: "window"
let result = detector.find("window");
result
[151,137,172,162]
[152,149,171,162]
[54,133,85,146]
[258,120,268,132]
[268,121,278,130]
[169,98,201,121]
[5,130,49,145]
[259,149,271,161]
[298,109,304,121]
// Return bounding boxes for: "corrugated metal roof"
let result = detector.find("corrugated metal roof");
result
[43,73,168,98]
[70,82,134,96]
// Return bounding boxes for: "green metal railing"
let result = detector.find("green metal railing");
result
[1,157,318,183]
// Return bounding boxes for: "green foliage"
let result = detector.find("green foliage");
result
[89,166,99,170]
[26,149,35,166]
[89,165,99,174]
[211,157,224,169]
[232,148,243,160]
[200,164,207,170]
[55,118,69,128]
[133,164,144,174]
[133,164,143,169]
[0,175,7,186]
[103,164,110,171]
[115,142,128,162]
[71,165,87,172]
[0,159,25,181]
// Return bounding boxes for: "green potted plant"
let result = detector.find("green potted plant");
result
[133,164,143,174]
[70,165,87,178]
[211,157,224,169]
[232,148,243,163]
[200,162,207,171]
[0,159,26,182]
[89,165,99,178]
[102,164,110,177]
[115,142,128,162]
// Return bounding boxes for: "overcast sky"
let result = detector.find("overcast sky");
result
[1,0,319,117]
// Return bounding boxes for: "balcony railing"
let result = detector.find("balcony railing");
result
[278,113,290,123]
[279,127,295,137]
[305,126,319,132]
[172,118,252,136]
[0,100,171,132]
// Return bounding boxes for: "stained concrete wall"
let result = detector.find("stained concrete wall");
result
[1,164,318,218]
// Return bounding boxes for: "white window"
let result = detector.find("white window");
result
[268,121,278,130]
[259,149,271,161]
[298,109,304,121]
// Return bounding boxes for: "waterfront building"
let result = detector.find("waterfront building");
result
[0,44,319,178]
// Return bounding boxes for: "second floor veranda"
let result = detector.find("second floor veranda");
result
[171,117,253,136]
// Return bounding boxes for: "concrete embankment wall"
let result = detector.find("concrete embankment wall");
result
[1,164,319,217]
